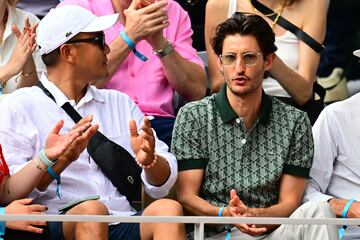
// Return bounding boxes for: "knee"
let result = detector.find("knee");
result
[144,199,183,216]
[299,201,335,218]
[67,200,109,216]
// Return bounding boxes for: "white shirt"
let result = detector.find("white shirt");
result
[0,74,177,215]
[304,93,360,239]
[0,3,46,93]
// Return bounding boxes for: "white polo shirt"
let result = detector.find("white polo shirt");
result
[0,74,177,215]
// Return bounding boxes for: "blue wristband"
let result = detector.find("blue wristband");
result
[338,199,356,239]
[342,199,355,218]
[0,207,5,240]
[217,207,224,217]
[225,228,232,240]
[339,225,347,239]
[47,166,62,199]
[119,31,148,62]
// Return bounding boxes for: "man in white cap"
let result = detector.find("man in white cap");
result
[0,5,185,240]
[304,50,360,240]
[58,0,207,148]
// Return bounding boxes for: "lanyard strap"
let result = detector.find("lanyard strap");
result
[47,166,62,199]
[0,207,5,240]
[218,207,232,240]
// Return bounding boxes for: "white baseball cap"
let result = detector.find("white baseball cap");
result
[354,49,360,58]
[37,5,119,55]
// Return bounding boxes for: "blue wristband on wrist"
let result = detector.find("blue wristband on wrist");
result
[217,207,232,240]
[217,207,224,217]
[342,199,355,218]
[338,198,356,239]
[0,207,5,240]
[119,31,148,62]
[47,166,62,199]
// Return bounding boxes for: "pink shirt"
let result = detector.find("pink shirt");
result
[58,0,204,117]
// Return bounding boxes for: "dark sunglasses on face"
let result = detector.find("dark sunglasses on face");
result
[66,34,106,50]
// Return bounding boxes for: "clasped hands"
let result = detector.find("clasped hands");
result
[123,0,169,49]
[224,189,268,236]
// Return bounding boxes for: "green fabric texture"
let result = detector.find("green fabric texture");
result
[171,86,313,238]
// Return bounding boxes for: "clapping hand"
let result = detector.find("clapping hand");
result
[46,116,98,163]
[123,0,168,44]
[129,117,155,166]
[7,18,37,77]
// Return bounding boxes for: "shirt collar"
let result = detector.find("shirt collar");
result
[40,73,105,108]
[214,83,272,124]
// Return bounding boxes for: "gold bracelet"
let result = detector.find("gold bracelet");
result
[34,156,47,172]
[21,71,35,77]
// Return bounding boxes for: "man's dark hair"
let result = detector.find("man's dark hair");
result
[211,12,277,58]
[41,48,61,67]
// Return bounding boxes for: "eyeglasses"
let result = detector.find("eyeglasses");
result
[66,34,106,50]
[219,51,262,67]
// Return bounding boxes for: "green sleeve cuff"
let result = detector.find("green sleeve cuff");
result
[178,159,207,171]
[283,164,310,178]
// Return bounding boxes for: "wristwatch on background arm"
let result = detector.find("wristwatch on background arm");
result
[152,40,174,58]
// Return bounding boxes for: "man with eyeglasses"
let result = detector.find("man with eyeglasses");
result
[172,13,338,240]
[0,5,186,240]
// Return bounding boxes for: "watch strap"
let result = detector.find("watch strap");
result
[153,40,174,58]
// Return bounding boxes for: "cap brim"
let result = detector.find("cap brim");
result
[82,13,119,33]
[354,49,360,58]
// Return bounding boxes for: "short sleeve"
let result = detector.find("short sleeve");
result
[171,104,207,171]
[283,113,314,178]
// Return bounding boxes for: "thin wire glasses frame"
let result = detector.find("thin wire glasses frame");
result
[219,51,262,67]
[65,34,106,50]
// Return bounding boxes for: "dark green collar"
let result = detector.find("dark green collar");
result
[214,84,272,124]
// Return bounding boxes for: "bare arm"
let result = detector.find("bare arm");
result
[205,0,229,93]
[176,169,221,216]
[328,199,360,218]
[269,0,327,105]
[0,120,92,203]
[155,40,206,101]
[95,0,169,88]
[250,174,307,218]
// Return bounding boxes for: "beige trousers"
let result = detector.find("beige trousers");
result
[206,201,339,240]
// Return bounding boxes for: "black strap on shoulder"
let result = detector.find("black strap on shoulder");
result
[36,81,83,122]
[250,0,325,54]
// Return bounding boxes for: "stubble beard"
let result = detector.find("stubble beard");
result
[225,73,263,97]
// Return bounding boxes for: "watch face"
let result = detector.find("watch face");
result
[153,41,173,58]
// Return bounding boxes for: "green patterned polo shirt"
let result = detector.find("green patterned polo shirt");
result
[172,84,314,209]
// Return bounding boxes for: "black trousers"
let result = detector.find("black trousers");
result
[4,226,52,240]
